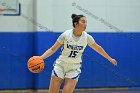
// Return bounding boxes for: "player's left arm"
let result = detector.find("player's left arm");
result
[89,42,117,66]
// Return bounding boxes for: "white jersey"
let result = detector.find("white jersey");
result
[57,29,95,63]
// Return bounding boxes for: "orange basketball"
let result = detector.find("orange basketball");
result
[27,56,44,73]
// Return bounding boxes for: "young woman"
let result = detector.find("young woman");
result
[40,14,117,93]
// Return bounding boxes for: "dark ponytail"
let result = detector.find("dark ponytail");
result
[71,14,77,19]
[71,14,85,27]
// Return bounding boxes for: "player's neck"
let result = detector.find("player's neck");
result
[73,28,83,37]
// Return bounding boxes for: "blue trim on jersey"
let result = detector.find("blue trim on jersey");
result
[60,44,64,55]
[72,73,80,80]
[53,70,58,77]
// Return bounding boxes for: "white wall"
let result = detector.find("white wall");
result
[37,0,140,32]
[0,0,140,32]
[0,0,35,32]
[36,0,53,32]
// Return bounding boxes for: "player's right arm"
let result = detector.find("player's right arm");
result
[40,30,66,60]
[40,41,62,59]
[40,31,66,60]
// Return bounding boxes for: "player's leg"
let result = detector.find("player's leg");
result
[49,61,64,93]
[62,66,81,93]
[62,78,77,93]
[49,76,63,93]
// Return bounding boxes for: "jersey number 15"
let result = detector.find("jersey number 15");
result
[68,50,78,58]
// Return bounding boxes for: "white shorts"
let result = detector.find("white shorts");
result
[51,59,81,81]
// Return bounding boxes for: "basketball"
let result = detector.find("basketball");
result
[27,56,44,73]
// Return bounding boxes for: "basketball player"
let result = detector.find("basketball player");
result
[40,14,117,93]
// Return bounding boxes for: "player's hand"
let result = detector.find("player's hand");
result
[109,58,117,66]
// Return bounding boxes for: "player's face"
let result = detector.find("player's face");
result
[78,17,87,31]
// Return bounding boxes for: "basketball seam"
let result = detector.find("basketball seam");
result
[28,62,44,68]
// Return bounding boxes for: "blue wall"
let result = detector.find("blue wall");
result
[0,32,140,89]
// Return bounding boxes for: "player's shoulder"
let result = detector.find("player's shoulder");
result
[61,29,72,36]
[83,31,92,37]
[63,29,72,34]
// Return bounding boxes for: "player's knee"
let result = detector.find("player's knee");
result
[51,76,63,84]
[62,81,76,93]
[62,87,74,93]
